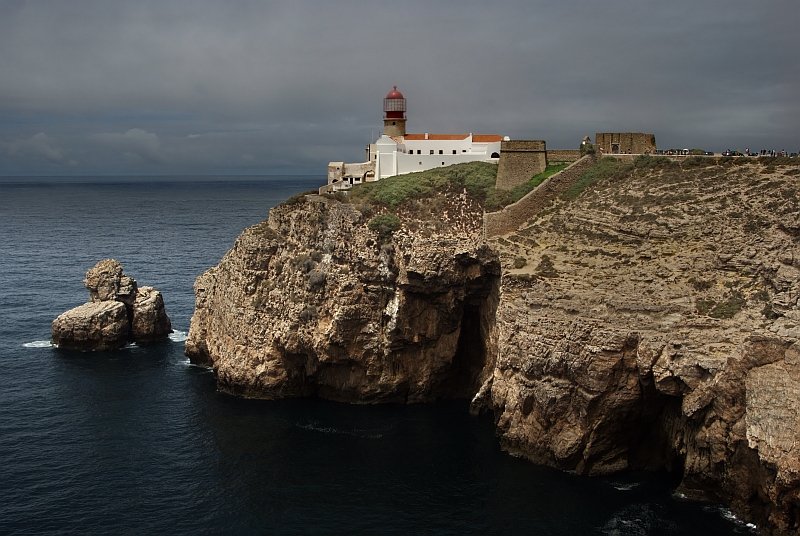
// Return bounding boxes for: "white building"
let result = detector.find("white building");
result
[324,87,507,192]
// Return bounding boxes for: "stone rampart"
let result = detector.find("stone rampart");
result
[495,140,547,190]
[545,150,581,163]
[595,133,656,155]
[484,154,598,238]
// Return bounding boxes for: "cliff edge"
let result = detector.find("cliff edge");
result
[187,157,800,534]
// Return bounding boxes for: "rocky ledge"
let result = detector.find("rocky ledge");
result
[53,259,172,350]
[187,158,800,534]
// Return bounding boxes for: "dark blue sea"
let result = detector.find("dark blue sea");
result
[0,176,755,535]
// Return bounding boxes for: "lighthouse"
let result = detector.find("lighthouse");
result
[323,86,507,192]
[383,86,406,138]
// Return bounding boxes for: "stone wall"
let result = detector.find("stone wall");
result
[495,140,547,190]
[595,133,657,155]
[545,150,581,163]
[484,154,598,238]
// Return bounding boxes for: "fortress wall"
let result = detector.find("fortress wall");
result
[595,133,657,154]
[495,140,547,190]
[546,150,581,163]
[484,154,598,238]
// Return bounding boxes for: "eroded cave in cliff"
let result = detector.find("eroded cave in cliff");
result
[432,274,500,400]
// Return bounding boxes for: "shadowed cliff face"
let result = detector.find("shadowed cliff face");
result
[187,158,800,535]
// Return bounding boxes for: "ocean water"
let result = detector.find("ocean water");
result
[0,176,756,535]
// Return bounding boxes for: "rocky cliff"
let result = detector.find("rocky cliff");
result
[186,188,500,402]
[186,157,800,534]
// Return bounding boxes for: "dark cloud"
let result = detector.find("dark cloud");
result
[1,0,798,175]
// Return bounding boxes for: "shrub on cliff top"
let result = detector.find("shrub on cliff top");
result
[633,154,671,170]
[368,213,401,240]
[291,253,315,273]
[682,156,711,169]
[308,270,326,289]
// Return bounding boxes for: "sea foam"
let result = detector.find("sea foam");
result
[169,330,188,343]
[23,340,54,348]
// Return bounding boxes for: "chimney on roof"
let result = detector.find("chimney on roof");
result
[424,132,429,140]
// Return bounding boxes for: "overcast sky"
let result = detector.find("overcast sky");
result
[1,0,798,176]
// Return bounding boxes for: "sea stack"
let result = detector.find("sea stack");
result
[52,259,172,350]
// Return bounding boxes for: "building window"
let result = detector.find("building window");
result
[419,162,422,165]
[439,150,443,155]
[462,150,466,153]
[430,150,434,155]
[452,150,457,154]
[441,162,445,165]
[417,150,421,154]
[491,152,500,158]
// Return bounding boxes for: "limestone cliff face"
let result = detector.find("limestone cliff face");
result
[186,193,500,402]
[187,159,800,534]
[487,159,800,534]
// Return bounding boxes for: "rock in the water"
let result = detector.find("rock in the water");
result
[52,301,129,351]
[130,286,172,344]
[53,259,172,350]
[84,259,138,303]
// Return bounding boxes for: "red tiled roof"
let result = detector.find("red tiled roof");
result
[404,134,469,141]
[472,134,504,143]
[403,133,503,142]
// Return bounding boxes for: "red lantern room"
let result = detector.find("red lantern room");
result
[383,86,406,119]
[383,86,407,138]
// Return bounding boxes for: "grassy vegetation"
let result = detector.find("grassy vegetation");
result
[536,254,558,278]
[349,161,498,209]
[688,277,713,291]
[346,161,574,212]
[696,290,746,319]
[487,163,571,209]
[561,155,675,201]
[367,213,401,241]
[561,158,630,200]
